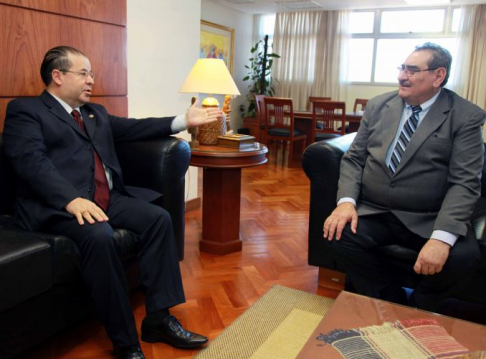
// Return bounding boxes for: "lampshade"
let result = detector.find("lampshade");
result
[179,59,240,106]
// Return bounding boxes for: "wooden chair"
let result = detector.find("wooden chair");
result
[353,98,368,113]
[311,100,346,142]
[307,96,331,110]
[264,97,307,165]
[254,94,267,144]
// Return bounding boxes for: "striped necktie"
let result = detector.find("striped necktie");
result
[389,105,422,174]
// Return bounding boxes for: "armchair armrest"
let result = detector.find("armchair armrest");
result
[115,137,191,260]
[302,133,356,268]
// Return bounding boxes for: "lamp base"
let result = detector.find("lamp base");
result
[189,139,199,148]
[187,120,199,148]
[196,104,226,145]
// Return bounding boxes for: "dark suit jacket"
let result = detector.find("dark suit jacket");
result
[338,88,486,239]
[3,90,178,231]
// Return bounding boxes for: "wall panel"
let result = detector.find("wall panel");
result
[0,0,126,25]
[0,4,127,97]
[0,1,128,131]
[0,99,13,130]
[89,97,128,117]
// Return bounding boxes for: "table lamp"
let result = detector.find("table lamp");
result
[179,59,240,145]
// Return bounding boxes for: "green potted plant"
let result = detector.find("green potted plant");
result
[239,35,280,118]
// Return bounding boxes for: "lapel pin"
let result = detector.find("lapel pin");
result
[89,114,94,119]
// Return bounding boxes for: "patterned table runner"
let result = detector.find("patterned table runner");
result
[317,318,470,358]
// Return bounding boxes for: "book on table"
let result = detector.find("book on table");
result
[217,134,256,149]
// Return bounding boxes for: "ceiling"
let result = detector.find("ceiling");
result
[206,0,486,14]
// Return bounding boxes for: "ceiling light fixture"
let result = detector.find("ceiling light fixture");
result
[274,1,323,10]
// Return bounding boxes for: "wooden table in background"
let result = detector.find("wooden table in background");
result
[294,110,363,147]
[190,143,268,255]
[242,111,363,147]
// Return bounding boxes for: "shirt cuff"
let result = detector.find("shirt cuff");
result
[431,230,458,246]
[170,114,187,133]
[337,197,356,206]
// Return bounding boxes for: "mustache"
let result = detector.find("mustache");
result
[399,80,411,87]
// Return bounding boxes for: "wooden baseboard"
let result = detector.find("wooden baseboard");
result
[185,197,201,212]
[318,267,345,292]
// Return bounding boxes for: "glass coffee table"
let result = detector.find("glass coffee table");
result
[297,291,486,358]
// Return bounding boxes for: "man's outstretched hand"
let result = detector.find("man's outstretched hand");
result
[66,197,109,225]
[185,99,223,127]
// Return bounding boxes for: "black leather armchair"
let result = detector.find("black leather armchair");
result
[0,134,191,358]
[302,133,486,324]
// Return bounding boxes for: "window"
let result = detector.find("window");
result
[349,12,374,33]
[348,39,374,82]
[262,14,276,38]
[256,14,276,46]
[381,9,445,33]
[349,7,460,84]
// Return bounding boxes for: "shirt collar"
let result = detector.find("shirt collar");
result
[49,92,82,115]
[406,88,441,112]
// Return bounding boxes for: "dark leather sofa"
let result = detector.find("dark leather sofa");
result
[303,133,486,325]
[0,134,191,358]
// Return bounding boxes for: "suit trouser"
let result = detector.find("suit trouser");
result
[323,212,480,312]
[49,190,185,347]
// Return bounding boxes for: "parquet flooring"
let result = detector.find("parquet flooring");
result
[18,149,339,359]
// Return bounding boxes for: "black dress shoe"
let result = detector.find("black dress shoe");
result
[114,344,145,359]
[141,315,208,349]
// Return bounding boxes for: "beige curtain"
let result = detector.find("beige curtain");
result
[272,10,349,111]
[452,4,486,110]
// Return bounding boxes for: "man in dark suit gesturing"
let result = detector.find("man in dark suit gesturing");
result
[3,46,222,359]
[323,43,486,312]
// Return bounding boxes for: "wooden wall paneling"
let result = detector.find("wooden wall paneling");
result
[0,98,14,131]
[89,96,128,117]
[0,0,126,26]
[59,18,127,97]
[0,4,127,97]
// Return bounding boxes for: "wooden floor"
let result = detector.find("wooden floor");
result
[19,148,340,359]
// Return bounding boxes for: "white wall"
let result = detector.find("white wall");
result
[127,0,201,201]
[346,84,396,110]
[201,0,254,131]
[126,1,255,201]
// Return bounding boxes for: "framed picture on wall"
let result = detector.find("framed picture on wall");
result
[200,20,235,74]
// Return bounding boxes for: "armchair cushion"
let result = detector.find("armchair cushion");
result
[0,232,51,312]
[116,137,191,260]
[268,128,306,137]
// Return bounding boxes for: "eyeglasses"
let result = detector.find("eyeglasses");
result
[397,65,440,77]
[60,69,96,80]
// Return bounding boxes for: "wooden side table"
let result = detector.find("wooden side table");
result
[190,143,268,255]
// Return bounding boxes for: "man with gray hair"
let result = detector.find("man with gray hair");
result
[323,43,485,312]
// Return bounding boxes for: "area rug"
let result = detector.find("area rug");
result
[195,285,334,359]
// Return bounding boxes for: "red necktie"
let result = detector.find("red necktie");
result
[71,110,110,211]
